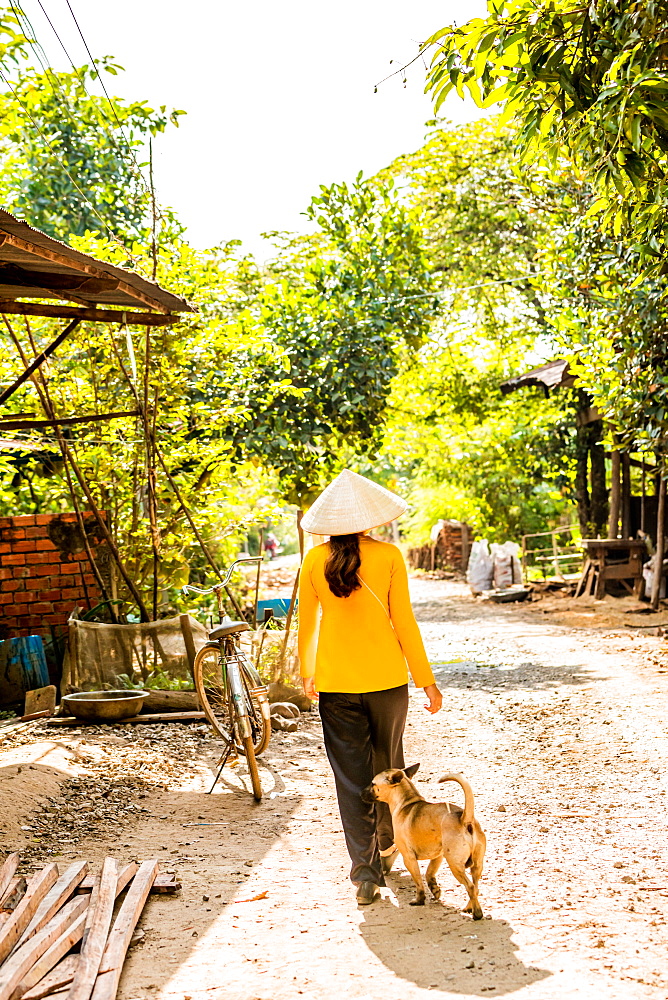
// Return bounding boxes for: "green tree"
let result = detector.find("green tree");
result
[423,1,668,274]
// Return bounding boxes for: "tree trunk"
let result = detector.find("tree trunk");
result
[608,450,621,539]
[621,453,632,538]
[574,425,591,537]
[589,422,608,536]
[651,473,666,610]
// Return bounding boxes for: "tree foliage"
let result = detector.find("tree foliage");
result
[423,1,668,273]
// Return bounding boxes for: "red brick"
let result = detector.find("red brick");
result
[0,591,15,604]
[30,602,53,614]
[35,514,55,525]
[15,591,33,604]
[82,574,98,587]
[35,564,59,577]
[30,552,59,565]
[25,577,44,591]
[6,528,26,541]
[38,589,62,601]
[60,564,79,576]
[24,526,45,539]
[0,567,11,580]
[59,513,78,523]
[34,539,57,551]
[3,553,25,566]
[14,540,36,553]
[0,543,12,555]
[11,514,36,527]
[12,566,29,579]
[61,587,82,599]
[1,579,21,592]
[4,604,21,615]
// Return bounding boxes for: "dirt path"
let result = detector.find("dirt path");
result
[2,577,668,999]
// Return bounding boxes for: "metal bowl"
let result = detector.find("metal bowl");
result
[62,689,150,722]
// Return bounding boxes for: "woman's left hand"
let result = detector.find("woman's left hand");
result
[423,683,442,714]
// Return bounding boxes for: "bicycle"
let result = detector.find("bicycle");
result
[183,557,271,802]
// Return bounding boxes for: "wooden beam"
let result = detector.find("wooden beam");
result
[0,895,88,1000]
[0,320,80,407]
[0,301,179,325]
[0,864,58,965]
[0,410,140,431]
[0,854,19,908]
[68,859,118,1000]
[47,711,206,726]
[16,861,88,949]
[90,860,159,1000]
[20,954,79,1000]
[0,233,169,314]
[13,913,86,999]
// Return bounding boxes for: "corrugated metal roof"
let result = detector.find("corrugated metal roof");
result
[0,208,194,315]
[500,358,575,396]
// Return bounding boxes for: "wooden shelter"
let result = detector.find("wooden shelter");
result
[501,357,665,603]
[0,208,195,631]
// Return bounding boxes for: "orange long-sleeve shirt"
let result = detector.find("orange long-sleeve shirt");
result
[297,536,435,693]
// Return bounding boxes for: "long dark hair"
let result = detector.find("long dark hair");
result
[324,533,362,599]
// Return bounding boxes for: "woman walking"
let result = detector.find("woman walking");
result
[298,469,442,904]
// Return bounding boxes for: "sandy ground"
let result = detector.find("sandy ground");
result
[2,577,668,1000]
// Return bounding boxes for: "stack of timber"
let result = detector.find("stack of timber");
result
[407,520,471,573]
[0,853,179,1000]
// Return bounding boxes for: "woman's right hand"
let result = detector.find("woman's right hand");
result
[303,675,318,701]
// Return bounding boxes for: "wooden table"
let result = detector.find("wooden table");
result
[575,539,646,599]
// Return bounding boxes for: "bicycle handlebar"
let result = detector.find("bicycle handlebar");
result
[181,556,262,597]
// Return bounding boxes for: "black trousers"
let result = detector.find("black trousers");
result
[319,684,408,886]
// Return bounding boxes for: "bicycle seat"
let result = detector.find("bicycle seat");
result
[209,620,251,639]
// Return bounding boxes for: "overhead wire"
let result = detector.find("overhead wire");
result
[5,1,160,265]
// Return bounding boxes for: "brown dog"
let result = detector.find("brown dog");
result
[364,764,486,918]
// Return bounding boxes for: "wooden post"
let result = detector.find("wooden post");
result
[608,450,621,539]
[621,453,631,538]
[179,614,197,685]
[651,473,666,610]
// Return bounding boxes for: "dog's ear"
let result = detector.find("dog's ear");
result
[403,763,420,779]
[388,770,405,785]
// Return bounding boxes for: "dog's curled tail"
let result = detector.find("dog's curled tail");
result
[438,772,475,828]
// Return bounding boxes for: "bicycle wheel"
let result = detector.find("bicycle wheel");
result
[239,664,271,756]
[193,644,235,743]
[242,734,262,802]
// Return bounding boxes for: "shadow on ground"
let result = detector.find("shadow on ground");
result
[360,871,549,995]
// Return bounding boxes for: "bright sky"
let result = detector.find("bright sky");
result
[19,0,488,257]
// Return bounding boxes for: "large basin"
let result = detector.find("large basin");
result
[62,689,150,722]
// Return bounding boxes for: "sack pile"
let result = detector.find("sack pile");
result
[467,540,522,595]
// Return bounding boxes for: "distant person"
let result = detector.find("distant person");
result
[264,532,280,559]
[298,469,442,905]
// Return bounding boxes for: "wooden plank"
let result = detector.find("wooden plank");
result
[0,234,169,314]
[1,880,26,913]
[0,301,178,325]
[0,412,140,432]
[23,862,139,1000]
[0,896,87,1000]
[16,862,88,949]
[76,864,145,896]
[19,955,78,1000]
[12,914,85,999]
[68,860,118,1000]
[77,872,176,895]
[0,865,58,965]
[22,687,56,718]
[90,860,159,1000]
[46,711,205,727]
[0,855,19,907]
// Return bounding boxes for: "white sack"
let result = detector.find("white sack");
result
[467,539,493,594]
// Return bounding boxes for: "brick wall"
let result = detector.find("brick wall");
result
[0,512,106,640]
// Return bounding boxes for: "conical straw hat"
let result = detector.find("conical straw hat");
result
[301,469,407,535]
